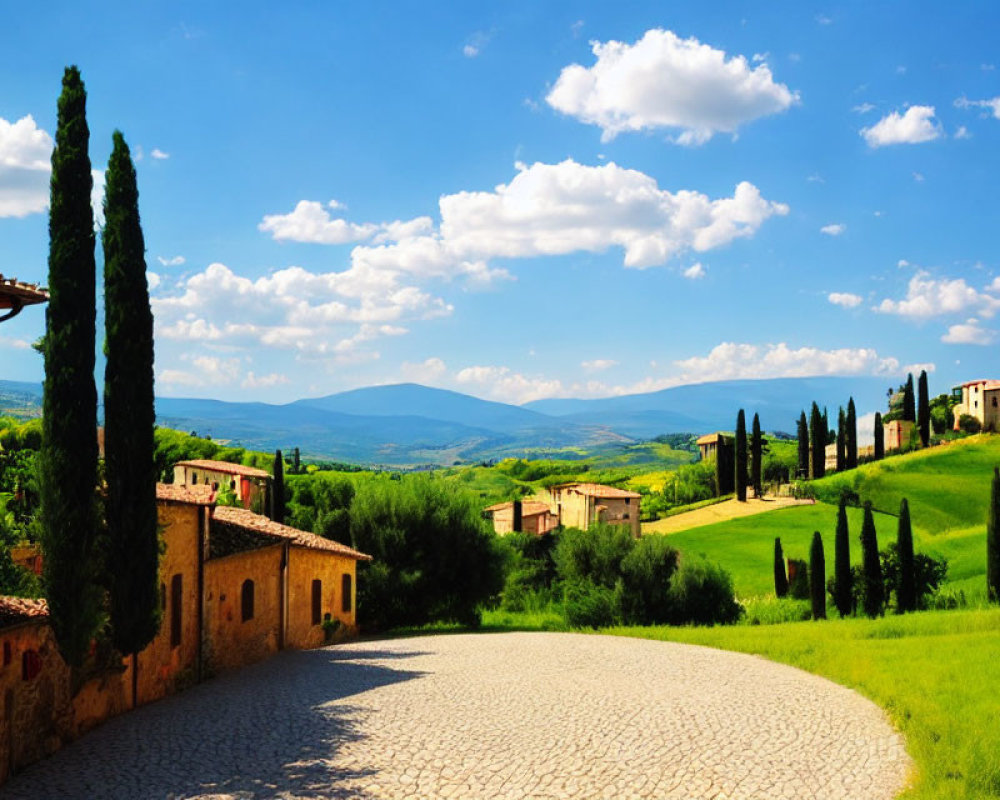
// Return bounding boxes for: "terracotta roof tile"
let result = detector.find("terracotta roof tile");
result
[0,596,49,628]
[156,483,217,505]
[0,275,49,309]
[211,505,372,561]
[174,459,270,479]
[483,501,552,516]
[552,482,641,499]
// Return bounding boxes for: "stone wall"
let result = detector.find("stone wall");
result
[286,547,358,649]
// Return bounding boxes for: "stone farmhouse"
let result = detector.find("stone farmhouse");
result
[486,482,641,538]
[174,459,271,509]
[0,483,371,784]
[951,379,1000,432]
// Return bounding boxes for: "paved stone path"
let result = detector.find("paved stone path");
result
[1,633,910,799]
[643,497,814,536]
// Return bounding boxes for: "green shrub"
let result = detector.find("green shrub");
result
[563,580,620,628]
[666,557,743,626]
[618,535,679,625]
[788,558,810,600]
[553,524,633,590]
[959,414,982,435]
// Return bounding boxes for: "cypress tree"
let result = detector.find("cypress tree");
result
[832,499,852,617]
[896,498,917,612]
[836,407,846,472]
[39,67,102,668]
[859,501,884,617]
[918,370,930,447]
[796,411,809,479]
[810,531,826,620]
[809,402,825,479]
[774,537,788,598]
[846,397,858,469]
[988,467,1000,603]
[292,447,301,474]
[874,412,885,461]
[735,409,747,502]
[822,407,830,445]
[103,131,159,657]
[751,413,763,498]
[903,373,915,422]
[271,450,285,524]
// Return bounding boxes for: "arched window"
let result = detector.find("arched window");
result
[170,574,183,647]
[342,574,352,613]
[241,579,255,622]
[311,579,322,625]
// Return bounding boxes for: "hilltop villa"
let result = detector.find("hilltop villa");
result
[951,379,1000,432]
[485,482,641,538]
[173,459,271,508]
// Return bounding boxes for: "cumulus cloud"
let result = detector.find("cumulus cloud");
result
[241,371,289,389]
[259,200,379,244]
[875,272,1000,318]
[683,262,706,279]
[828,292,862,308]
[146,271,161,290]
[455,365,564,405]
[545,29,798,144]
[820,223,846,236]
[0,115,53,217]
[582,359,617,372]
[955,96,1000,120]
[150,148,170,160]
[941,318,995,345]
[157,255,186,266]
[400,357,448,384]
[861,106,942,147]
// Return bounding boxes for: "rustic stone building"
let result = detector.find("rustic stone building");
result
[173,459,271,509]
[951,379,1000,432]
[482,500,558,535]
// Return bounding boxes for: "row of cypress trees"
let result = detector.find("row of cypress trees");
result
[40,67,158,670]
[734,409,766,502]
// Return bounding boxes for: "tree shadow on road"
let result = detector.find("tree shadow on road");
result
[1,645,427,800]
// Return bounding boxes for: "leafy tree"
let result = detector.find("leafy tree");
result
[874,412,885,460]
[903,373,916,422]
[809,402,825,479]
[351,474,505,628]
[917,370,930,447]
[895,498,917,612]
[270,450,285,523]
[810,531,826,620]
[796,411,809,479]
[618,535,680,625]
[959,414,982,435]
[750,413,763,497]
[554,523,634,590]
[880,544,947,610]
[989,467,1000,603]
[665,557,742,626]
[788,558,810,600]
[929,393,955,435]
[773,537,788,598]
[836,407,846,472]
[292,447,301,474]
[859,502,884,617]
[846,397,857,469]
[103,131,159,657]
[831,499,852,617]
[735,410,747,501]
[39,67,102,668]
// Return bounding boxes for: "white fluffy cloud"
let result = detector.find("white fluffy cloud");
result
[400,357,448,383]
[955,96,1000,120]
[828,292,862,308]
[241,371,289,389]
[546,29,798,144]
[820,223,846,236]
[683,263,706,279]
[875,272,1000,318]
[861,106,942,147]
[455,365,564,405]
[581,359,617,372]
[0,115,52,217]
[941,318,995,345]
[150,148,170,160]
[259,200,379,244]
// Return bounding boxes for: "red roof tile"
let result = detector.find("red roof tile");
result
[483,501,553,516]
[0,275,49,310]
[156,483,217,505]
[174,459,270,479]
[211,505,372,560]
[0,596,49,628]
[552,482,641,499]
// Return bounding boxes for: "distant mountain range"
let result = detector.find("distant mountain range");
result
[0,376,894,466]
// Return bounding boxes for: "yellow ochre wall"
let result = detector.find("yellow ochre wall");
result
[286,548,358,650]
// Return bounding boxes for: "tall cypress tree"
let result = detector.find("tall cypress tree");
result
[271,450,285,523]
[774,537,788,598]
[735,409,747,502]
[796,411,809,479]
[987,467,1000,603]
[874,412,885,461]
[836,407,846,472]
[103,131,159,657]
[917,370,930,447]
[809,402,825,479]
[822,407,831,445]
[810,531,826,620]
[896,498,917,613]
[39,67,101,668]
[903,373,916,422]
[750,412,763,498]
[846,397,858,469]
[859,501,884,618]
[832,499,852,617]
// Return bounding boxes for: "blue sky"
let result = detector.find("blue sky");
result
[2,2,999,408]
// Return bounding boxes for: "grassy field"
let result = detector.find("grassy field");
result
[603,608,1000,800]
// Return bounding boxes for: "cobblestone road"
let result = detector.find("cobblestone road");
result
[1,632,911,799]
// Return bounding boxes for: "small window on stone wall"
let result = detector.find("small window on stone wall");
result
[22,650,41,681]
[191,472,198,485]
[342,574,352,613]
[170,574,183,648]
[312,579,322,625]
[241,579,255,622]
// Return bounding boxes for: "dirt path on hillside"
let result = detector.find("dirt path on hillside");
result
[644,496,814,535]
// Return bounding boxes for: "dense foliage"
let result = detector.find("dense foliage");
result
[831,499,852,617]
[859,502,884,618]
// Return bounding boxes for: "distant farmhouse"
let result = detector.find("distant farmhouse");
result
[485,482,641,538]
[174,459,271,509]
[952,379,1000,432]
